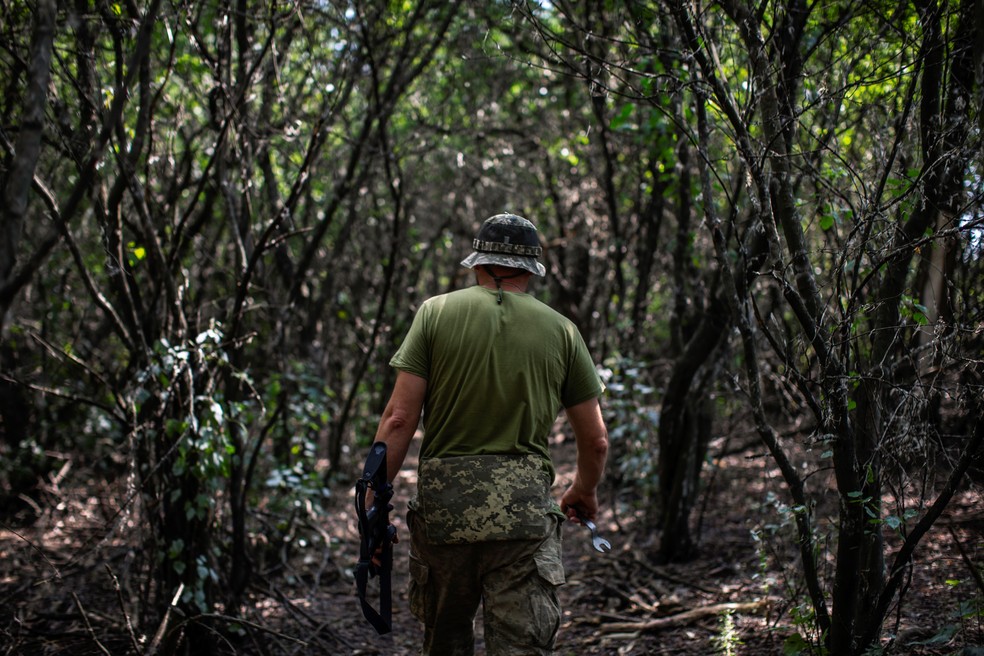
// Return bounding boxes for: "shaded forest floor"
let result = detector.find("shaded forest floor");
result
[2,432,984,655]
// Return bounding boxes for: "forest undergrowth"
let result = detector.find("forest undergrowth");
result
[2,432,983,656]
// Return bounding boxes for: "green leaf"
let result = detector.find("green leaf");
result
[166,419,187,437]
[168,539,185,559]
[782,632,810,655]
[610,103,635,130]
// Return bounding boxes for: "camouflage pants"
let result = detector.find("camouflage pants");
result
[407,509,565,656]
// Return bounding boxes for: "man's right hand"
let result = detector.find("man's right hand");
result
[560,484,599,524]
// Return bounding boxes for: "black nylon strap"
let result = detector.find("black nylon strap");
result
[355,522,392,633]
[355,443,395,635]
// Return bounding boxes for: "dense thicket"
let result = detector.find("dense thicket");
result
[1,1,981,654]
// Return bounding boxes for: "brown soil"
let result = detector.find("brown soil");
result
[2,435,983,655]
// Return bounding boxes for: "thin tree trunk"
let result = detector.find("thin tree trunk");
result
[0,0,55,328]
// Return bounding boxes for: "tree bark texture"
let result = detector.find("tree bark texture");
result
[0,0,55,326]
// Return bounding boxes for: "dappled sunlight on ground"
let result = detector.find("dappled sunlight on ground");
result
[2,431,982,654]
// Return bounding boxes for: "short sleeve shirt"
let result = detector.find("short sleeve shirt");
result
[390,286,603,472]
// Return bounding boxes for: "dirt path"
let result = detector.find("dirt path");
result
[314,434,765,656]
[292,434,984,655]
[2,433,982,655]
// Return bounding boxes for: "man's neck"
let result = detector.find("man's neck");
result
[475,266,531,293]
[478,279,528,293]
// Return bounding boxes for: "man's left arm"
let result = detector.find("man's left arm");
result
[372,370,427,483]
[355,370,424,634]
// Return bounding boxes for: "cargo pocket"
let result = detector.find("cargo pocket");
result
[528,549,564,648]
[533,549,566,586]
[407,553,432,624]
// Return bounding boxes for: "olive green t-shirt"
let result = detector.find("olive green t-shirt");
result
[390,286,603,472]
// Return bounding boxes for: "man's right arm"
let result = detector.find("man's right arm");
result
[559,397,609,523]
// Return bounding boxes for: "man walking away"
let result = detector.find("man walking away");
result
[368,213,609,655]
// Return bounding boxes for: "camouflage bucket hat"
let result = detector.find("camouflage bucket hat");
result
[460,213,546,277]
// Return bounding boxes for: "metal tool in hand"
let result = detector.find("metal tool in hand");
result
[573,508,611,553]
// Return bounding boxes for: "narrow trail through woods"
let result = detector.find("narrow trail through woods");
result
[1,433,981,655]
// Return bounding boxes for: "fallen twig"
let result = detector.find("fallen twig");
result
[251,583,353,654]
[146,582,184,656]
[948,525,984,597]
[72,592,112,655]
[190,613,308,646]
[106,564,141,655]
[598,578,660,614]
[600,600,767,633]
[629,551,717,595]
[0,522,62,584]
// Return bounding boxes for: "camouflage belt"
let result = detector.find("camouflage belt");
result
[415,454,555,544]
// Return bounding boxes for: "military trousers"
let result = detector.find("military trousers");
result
[407,509,566,656]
